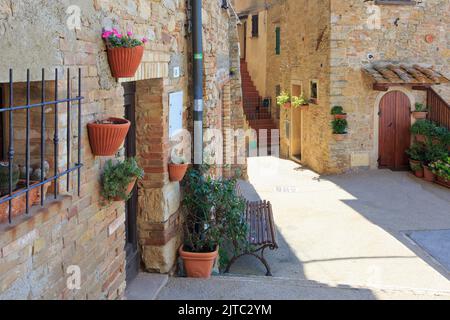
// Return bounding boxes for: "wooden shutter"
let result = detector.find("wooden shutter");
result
[252,15,259,37]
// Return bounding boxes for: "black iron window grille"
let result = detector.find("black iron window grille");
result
[0,68,83,224]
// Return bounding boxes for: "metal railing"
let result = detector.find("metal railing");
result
[0,68,84,223]
[427,88,450,129]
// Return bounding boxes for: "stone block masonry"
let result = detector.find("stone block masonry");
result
[0,0,247,299]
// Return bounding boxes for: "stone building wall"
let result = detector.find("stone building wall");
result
[266,0,332,173]
[0,0,245,299]
[329,0,450,172]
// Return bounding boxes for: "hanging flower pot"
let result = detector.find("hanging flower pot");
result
[87,118,131,156]
[283,102,291,109]
[412,103,428,120]
[113,178,137,202]
[102,28,148,78]
[169,163,189,182]
[107,46,144,78]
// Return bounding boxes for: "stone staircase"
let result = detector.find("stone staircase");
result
[241,59,279,153]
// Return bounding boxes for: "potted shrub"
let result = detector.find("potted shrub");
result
[101,158,144,202]
[412,103,428,120]
[422,142,447,182]
[276,91,291,109]
[87,118,131,156]
[291,95,308,108]
[169,155,189,182]
[431,157,450,188]
[102,29,148,78]
[411,120,432,143]
[180,166,247,279]
[406,143,426,178]
[331,106,347,120]
[331,119,348,141]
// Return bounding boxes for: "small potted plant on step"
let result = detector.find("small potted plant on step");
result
[103,28,148,78]
[180,166,247,279]
[101,158,144,202]
[87,118,131,156]
[169,154,189,182]
[412,103,428,120]
[331,106,347,120]
[276,91,291,109]
[331,118,348,141]
[406,143,426,178]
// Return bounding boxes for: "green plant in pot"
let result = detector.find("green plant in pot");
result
[331,118,348,141]
[422,142,447,182]
[406,143,426,178]
[0,162,20,196]
[411,120,434,143]
[180,165,248,279]
[276,91,291,109]
[430,157,450,187]
[291,94,308,108]
[101,158,144,202]
[412,102,428,120]
[331,106,347,120]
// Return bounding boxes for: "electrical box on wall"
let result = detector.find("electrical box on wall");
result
[173,66,181,78]
[169,91,184,138]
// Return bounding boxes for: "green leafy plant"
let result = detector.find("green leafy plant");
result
[101,158,144,202]
[414,102,428,112]
[430,157,450,181]
[291,95,308,108]
[406,143,426,162]
[276,91,290,107]
[411,120,434,136]
[422,141,448,166]
[182,165,248,268]
[331,106,345,115]
[331,119,348,134]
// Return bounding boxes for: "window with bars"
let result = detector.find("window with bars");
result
[251,14,259,37]
[0,68,83,224]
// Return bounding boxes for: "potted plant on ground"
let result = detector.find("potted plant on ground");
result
[331,118,348,141]
[331,106,347,120]
[406,143,426,178]
[276,91,291,109]
[102,28,148,78]
[430,157,450,188]
[422,142,447,182]
[101,158,144,202]
[412,103,428,120]
[87,118,131,156]
[169,154,189,182]
[180,166,247,279]
[291,95,308,108]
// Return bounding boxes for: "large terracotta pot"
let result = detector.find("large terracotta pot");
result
[87,118,131,156]
[107,46,144,78]
[412,111,428,120]
[169,163,189,182]
[113,178,137,202]
[179,246,219,279]
[423,166,436,182]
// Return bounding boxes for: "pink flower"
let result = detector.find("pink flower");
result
[142,37,149,44]
[127,31,133,37]
[102,31,113,39]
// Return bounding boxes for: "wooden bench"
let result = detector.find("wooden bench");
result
[225,185,278,276]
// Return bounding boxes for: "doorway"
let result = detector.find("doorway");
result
[290,84,302,162]
[0,87,4,160]
[123,82,139,282]
[378,90,411,170]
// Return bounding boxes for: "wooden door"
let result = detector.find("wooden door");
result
[379,91,411,170]
[123,82,139,282]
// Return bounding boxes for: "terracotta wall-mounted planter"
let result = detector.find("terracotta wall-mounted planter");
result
[179,246,219,279]
[87,118,131,156]
[169,164,189,182]
[107,46,144,78]
[0,181,50,223]
[283,102,291,109]
[412,112,428,120]
[333,134,347,142]
[334,114,347,120]
[113,178,137,202]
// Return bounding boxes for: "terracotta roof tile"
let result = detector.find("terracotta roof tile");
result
[362,63,449,85]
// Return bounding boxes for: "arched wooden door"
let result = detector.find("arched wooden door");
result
[378,91,411,170]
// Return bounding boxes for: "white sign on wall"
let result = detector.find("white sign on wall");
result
[169,91,184,138]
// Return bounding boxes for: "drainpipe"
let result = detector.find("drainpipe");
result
[192,0,204,165]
